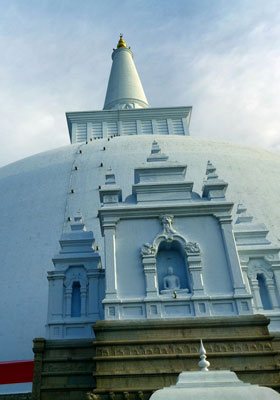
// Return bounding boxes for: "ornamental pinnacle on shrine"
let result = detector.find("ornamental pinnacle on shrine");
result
[202,160,228,200]
[103,34,149,110]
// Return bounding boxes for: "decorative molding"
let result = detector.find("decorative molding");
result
[265,254,279,261]
[66,106,192,144]
[185,242,201,255]
[202,161,228,200]
[95,339,273,358]
[160,214,177,236]
[99,202,234,228]
[248,260,273,280]
[138,215,204,302]
[141,243,156,257]
[147,140,168,162]
[102,216,120,229]
[64,267,88,289]
[141,215,201,259]
[239,256,250,263]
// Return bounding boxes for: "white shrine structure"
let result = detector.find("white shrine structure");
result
[46,35,280,337]
[0,35,280,397]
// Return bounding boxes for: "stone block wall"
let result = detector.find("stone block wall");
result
[30,315,280,400]
[91,315,280,399]
[32,339,95,400]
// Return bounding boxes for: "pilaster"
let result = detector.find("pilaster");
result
[271,262,280,297]
[87,122,92,141]
[187,254,205,297]
[102,121,108,138]
[152,119,158,134]
[142,256,158,297]
[266,278,280,310]
[103,217,119,299]
[80,287,87,317]
[65,288,72,317]
[167,119,173,134]
[88,271,104,317]
[250,278,264,311]
[32,338,45,400]
[136,120,141,135]
[218,215,247,295]
[47,273,64,319]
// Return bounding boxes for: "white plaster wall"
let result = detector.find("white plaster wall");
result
[175,216,232,294]
[0,147,76,361]
[115,219,160,297]
[115,216,232,298]
[0,135,279,363]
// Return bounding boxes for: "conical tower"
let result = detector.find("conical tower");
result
[103,35,149,110]
[67,35,191,142]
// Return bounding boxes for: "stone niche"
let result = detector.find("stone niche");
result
[156,240,190,295]
[98,147,253,321]
[140,214,203,303]
[234,203,280,331]
[46,215,105,339]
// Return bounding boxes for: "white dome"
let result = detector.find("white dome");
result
[0,135,280,362]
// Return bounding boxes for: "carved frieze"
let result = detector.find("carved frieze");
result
[43,361,93,373]
[95,340,273,358]
[86,391,150,400]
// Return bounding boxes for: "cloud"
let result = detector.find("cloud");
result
[144,1,280,151]
[0,0,279,167]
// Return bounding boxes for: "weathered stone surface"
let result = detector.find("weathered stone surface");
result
[31,315,280,400]
[92,315,280,396]
[0,395,31,400]
[32,339,95,400]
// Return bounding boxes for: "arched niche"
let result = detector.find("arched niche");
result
[248,258,279,311]
[141,215,205,298]
[64,266,88,318]
[257,273,272,310]
[156,240,190,293]
[71,281,81,317]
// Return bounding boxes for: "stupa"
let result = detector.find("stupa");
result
[0,35,279,399]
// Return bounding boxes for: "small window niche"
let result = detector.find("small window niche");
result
[257,273,272,310]
[156,240,190,295]
[71,281,81,317]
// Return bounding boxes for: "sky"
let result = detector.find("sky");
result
[0,0,279,167]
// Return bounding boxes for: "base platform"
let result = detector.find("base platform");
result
[30,315,280,400]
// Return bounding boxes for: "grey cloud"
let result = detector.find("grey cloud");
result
[0,1,279,167]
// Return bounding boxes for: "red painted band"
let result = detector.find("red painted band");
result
[0,360,34,384]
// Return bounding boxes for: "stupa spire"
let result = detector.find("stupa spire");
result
[117,34,127,49]
[103,35,149,110]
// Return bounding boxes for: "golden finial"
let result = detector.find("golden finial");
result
[117,34,127,48]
